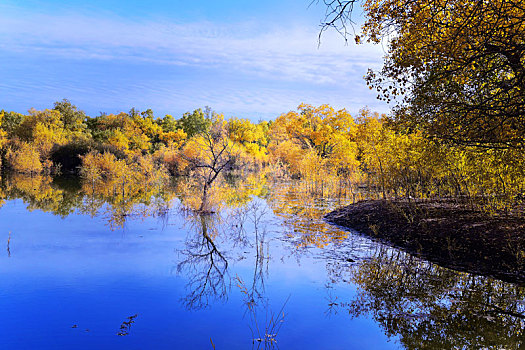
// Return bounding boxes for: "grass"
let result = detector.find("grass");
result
[235,275,289,348]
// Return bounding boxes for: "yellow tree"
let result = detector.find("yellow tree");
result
[227,118,269,166]
[321,0,525,148]
[269,104,359,185]
[16,108,67,160]
[5,142,43,174]
[0,111,7,152]
[179,117,236,213]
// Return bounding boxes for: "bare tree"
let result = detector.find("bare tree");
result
[180,122,236,213]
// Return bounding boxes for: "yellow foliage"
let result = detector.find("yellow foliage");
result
[160,129,187,148]
[0,111,7,150]
[80,150,169,227]
[269,104,359,179]
[5,142,43,174]
[81,151,126,181]
[4,173,65,213]
[268,139,304,175]
[107,129,130,152]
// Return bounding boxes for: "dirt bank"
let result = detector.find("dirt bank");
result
[325,199,525,285]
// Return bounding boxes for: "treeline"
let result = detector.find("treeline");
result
[1,100,523,213]
[0,101,268,175]
[270,104,525,213]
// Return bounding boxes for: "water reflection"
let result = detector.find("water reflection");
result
[325,246,525,349]
[117,314,138,336]
[176,200,272,310]
[236,275,288,349]
[0,172,174,229]
[1,171,524,348]
[1,173,75,216]
[175,171,269,213]
[6,231,11,257]
[230,200,288,349]
[177,212,230,310]
[266,180,354,248]
[175,198,289,348]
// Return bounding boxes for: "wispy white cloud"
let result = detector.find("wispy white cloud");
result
[0,7,383,83]
[0,4,388,117]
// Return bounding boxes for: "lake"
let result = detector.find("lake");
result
[0,173,523,349]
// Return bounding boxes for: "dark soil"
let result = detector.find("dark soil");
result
[325,199,525,285]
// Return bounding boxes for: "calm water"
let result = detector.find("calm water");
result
[0,174,523,349]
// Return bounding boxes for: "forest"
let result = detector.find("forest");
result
[1,99,524,216]
[3,0,524,219]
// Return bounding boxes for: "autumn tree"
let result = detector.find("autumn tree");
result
[177,108,212,138]
[0,110,24,136]
[0,112,7,151]
[10,108,69,169]
[179,116,236,213]
[227,117,269,165]
[320,0,525,148]
[53,99,87,133]
[79,150,169,227]
[270,104,359,177]
[158,114,178,133]
[5,142,43,174]
[87,112,157,154]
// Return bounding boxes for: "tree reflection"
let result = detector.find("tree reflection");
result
[0,171,174,229]
[266,180,352,248]
[236,274,287,349]
[1,173,74,215]
[177,212,230,310]
[326,246,525,349]
[176,200,271,310]
[2,171,524,347]
[175,196,289,348]
[175,171,269,213]
[231,200,269,303]
[231,201,288,349]
[6,231,11,258]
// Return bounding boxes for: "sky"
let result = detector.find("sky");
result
[0,0,387,120]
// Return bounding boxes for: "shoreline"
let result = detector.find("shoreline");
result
[325,199,525,285]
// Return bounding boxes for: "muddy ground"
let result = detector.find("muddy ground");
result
[325,199,525,285]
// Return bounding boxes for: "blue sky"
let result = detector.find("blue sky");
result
[0,0,387,120]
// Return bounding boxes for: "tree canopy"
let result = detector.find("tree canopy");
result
[320,0,525,148]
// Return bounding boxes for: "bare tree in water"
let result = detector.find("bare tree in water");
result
[180,121,236,213]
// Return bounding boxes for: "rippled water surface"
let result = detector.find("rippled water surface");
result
[0,174,523,349]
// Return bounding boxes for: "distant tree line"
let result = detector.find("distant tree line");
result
[1,100,524,214]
